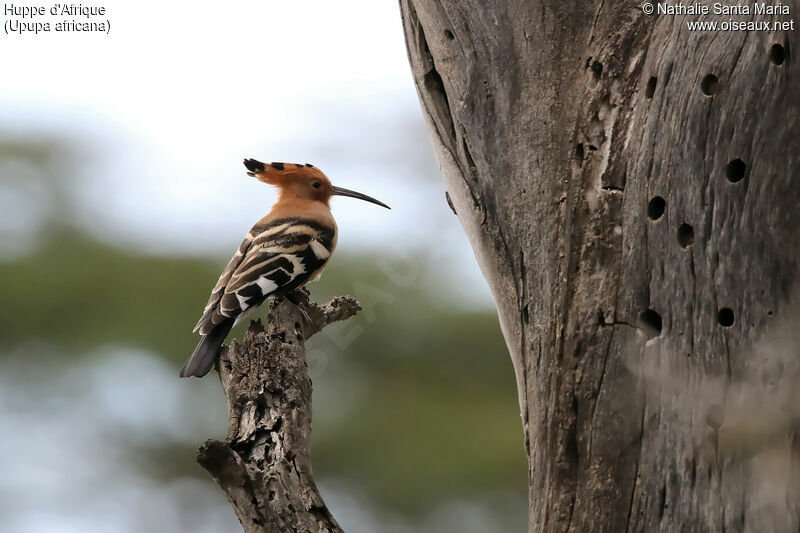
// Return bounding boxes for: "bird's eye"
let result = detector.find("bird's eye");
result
[312,181,321,189]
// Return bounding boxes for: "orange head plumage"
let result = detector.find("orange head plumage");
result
[243,158,390,209]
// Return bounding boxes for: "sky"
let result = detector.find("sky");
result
[0,0,493,305]
[2,2,426,246]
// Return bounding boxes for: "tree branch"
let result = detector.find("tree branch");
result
[197,291,360,533]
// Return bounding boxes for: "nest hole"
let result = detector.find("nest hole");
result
[770,43,786,65]
[701,74,718,96]
[647,196,666,220]
[726,159,746,183]
[444,29,455,40]
[677,223,694,248]
[645,76,657,98]
[591,61,603,80]
[640,309,662,338]
[718,308,735,327]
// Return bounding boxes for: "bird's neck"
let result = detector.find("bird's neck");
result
[269,195,335,226]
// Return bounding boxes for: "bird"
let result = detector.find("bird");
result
[179,159,390,378]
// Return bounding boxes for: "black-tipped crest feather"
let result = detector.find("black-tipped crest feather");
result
[243,158,265,172]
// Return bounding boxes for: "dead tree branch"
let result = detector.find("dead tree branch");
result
[197,292,360,533]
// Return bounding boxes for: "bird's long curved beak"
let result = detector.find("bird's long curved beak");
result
[332,186,391,209]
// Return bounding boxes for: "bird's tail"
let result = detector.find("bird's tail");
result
[179,319,234,378]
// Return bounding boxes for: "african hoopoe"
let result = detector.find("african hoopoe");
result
[179,159,389,378]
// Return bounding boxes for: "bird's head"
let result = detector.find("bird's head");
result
[243,158,390,209]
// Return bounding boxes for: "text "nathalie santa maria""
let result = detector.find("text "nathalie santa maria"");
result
[657,2,791,15]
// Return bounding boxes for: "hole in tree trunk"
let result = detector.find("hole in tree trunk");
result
[647,196,666,220]
[646,76,657,98]
[725,159,747,183]
[677,223,694,248]
[444,29,454,40]
[718,308,735,327]
[640,309,662,338]
[701,74,718,96]
[770,43,786,65]
[591,60,603,80]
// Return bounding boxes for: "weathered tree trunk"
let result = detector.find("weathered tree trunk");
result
[400,2,800,531]
[198,293,360,533]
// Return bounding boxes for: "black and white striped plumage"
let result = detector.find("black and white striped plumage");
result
[195,217,335,335]
[180,217,336,378]
[180,158,388,378]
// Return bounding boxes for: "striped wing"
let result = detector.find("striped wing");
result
[193,218,335,335]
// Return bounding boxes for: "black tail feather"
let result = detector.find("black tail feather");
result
[179,319,234,378]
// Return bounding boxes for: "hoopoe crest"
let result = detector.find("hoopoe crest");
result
[179,159,389,378]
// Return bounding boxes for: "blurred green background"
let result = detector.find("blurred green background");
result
[0,139,526,532]
[0,3,526,531]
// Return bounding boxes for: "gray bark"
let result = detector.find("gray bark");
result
[198,293,360,533]
[400,2,800,532]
